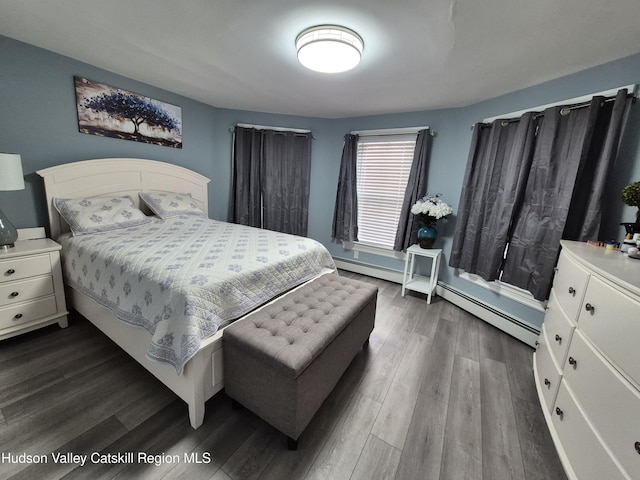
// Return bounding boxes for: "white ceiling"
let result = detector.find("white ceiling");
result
[1,0,640,118]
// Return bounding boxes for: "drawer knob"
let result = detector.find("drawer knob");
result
[568,286,575,295]
[555,407,564,420]
[544,378,551,387]
[6,269,16,275]
[635,441,640,455]
[568,356,577,368]
[585,303,594,313]
[555,334,562,344]
[10,291,19,298]
[13,313,23,320]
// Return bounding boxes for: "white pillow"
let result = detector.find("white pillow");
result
[54,196,151,236]
[139,192,204,219]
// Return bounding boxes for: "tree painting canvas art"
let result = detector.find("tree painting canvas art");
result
[74,77,182,148]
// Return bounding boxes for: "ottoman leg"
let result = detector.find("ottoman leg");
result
[287,436,299,451]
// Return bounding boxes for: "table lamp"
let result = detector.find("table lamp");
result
[0,153,25,249]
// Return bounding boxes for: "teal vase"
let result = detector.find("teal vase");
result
[417,226,437,249]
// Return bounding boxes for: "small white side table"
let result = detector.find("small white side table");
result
[0,228,68,340]
[402,244,442,304]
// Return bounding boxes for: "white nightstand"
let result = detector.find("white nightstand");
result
[0,229,68,340]
[402,244,442,304]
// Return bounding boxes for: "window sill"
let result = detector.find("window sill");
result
[342,241,406,260]
[457,271,547,312]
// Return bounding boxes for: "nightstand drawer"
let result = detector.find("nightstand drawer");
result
[0,297,58,330]
[0,276,54,307]
[0,237,67,340]
[0,254,52,284]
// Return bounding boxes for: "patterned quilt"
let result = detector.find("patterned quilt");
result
[59,216,336,374]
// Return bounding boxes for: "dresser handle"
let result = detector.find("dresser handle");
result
[6,269,16,275]
[555,407,563,420]
[10,291,19,298]
[555,334,562,344]
[585,303,594,313]
[568,356,577,368]
[568,286,575,295]
[634,441,640,455]
[544,378,551,387]
[13,313,23,320]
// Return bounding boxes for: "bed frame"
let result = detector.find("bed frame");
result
[37,158,220,428]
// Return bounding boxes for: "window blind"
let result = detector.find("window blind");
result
[356,135,416,248]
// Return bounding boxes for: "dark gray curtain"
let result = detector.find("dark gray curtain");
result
[232,126,312,236]
[502,90,633,300]
[393,129,432,251]
[449,113,537,280]
[564,89,634,240]
[232,126,262,228]
[332,134,359,242]
[261,130,312,236]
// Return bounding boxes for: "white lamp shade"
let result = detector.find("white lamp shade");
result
[296,26,364,74]
[0,153,25,191]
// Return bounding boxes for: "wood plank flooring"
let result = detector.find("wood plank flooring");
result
[0,272,566,480]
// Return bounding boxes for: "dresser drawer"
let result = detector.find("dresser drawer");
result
[552,381,627,480]
[0,276,54,307]
[0,296,58,330]
[0,254,53,284]
[544,292,575,367]
[563,331,640,478]
[578,275,640,386]
[534,326,562,413]
[553,251,590,321]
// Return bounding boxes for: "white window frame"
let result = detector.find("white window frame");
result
[342,126,429,259]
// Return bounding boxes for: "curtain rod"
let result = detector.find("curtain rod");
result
[556,93,635,115]
[475,92,636,128]
[351,126,435,137]
[481,84,636,124]
[232,123,311,133]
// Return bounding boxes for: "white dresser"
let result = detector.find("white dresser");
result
[0,237,68,340]
[534,240,640,480]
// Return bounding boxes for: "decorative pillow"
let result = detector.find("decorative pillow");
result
[53,196,151,236]
[139,192,204,219]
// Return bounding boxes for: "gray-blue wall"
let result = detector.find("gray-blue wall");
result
[2,35,639,329]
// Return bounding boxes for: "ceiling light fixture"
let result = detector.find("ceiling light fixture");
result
[296,25,364,74]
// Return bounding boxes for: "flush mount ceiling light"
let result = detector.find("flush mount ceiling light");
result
[296,25,364,74]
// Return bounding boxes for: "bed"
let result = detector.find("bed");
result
[37,158,335,428]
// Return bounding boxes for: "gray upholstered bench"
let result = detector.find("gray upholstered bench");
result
[223,274,377,449]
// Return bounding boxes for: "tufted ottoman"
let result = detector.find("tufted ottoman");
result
[223,274,377,449]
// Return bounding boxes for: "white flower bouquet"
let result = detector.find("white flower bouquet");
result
[411,194,453,227]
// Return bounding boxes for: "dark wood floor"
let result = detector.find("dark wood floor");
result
[0,272,566,480]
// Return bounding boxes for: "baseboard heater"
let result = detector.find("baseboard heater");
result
[333,258,406,284]
[333,257,540,348]
[436,282,540,348]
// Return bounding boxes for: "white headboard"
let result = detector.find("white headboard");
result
[37,158,211,238]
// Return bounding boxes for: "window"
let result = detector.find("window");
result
[355,134,416,249]
[450,86,634,301]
